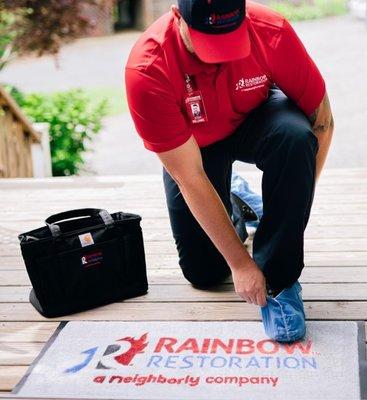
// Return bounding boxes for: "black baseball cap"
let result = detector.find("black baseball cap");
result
[177,0,251,63]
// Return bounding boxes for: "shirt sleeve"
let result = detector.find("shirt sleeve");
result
[125,66,192,153]
[269,18,326,116]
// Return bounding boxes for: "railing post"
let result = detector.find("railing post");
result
[31,122,52,177]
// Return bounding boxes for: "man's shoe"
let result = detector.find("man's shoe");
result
[230,192,258,243]
[260,280,306,343]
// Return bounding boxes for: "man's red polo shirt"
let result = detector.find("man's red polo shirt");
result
[125,0,326,153]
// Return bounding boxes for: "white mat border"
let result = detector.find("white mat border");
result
[11,321,68,396]
[9,320,367,400]
[357,321,367,400]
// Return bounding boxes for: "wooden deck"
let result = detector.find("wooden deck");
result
[1,168,367,398]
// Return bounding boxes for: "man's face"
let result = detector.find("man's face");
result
[179,18,196,54]
[192,103,201,115]
[172,5,195,55]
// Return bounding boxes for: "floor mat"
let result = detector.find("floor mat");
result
[11,320,367,400]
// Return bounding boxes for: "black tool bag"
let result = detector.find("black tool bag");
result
[18,208,148,318]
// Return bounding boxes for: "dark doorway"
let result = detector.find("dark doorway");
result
[114,0,139,30]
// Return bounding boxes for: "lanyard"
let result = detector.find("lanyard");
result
[185,73,194,94]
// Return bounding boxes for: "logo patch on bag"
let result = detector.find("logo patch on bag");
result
[79,232,94,247]
[81,250,103,268]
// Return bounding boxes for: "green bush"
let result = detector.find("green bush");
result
[5,85,108,176]
[269,0,348,21]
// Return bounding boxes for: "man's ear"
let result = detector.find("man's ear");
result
[171,5,181,22]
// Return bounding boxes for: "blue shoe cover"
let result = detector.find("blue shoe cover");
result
[260,280,306,343]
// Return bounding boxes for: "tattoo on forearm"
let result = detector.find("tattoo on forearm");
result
[313,113,334,134]
[309,109,318,127]
[309,95,334,134]
[314,121,328,133]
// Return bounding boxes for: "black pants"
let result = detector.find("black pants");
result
[162,85,319,292]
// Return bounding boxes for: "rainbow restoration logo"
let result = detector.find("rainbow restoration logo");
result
[63,332,319,389]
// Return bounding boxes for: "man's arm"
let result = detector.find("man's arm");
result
[267,16,333,179]
[307,91,335,182]
[156,136,267,306]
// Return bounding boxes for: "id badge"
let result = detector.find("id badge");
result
[185,90,208,124]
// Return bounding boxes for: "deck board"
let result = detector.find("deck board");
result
[0,168,367,397]
[2,283,367,302]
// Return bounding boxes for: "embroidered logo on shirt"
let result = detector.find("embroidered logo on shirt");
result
[235,74,268,92]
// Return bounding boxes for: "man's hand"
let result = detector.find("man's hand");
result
[231,259,267,307]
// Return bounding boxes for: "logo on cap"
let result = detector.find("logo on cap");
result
[205,8,241,28]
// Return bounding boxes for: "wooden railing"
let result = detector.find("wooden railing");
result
[0,85,41,178]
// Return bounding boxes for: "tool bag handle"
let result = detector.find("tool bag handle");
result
[45,208,114,238]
